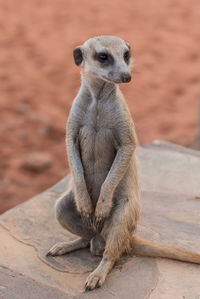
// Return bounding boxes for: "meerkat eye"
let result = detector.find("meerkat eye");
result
[94,52,114,65]
[98,53,108,63]
[124,51,130,62]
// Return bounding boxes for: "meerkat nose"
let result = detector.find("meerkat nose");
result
[121,73,132,83]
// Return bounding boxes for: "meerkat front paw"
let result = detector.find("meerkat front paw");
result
[79,204,94,228]
[95,195,112,223]
[75,191,94,221]
[78,203,93,218]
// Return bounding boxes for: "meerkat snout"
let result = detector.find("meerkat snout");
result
[120,72,132,83]
[73,36,133,84]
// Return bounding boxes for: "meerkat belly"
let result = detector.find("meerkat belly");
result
[79,125,116,204]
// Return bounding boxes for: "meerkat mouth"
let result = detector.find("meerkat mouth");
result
[101,75,123,84]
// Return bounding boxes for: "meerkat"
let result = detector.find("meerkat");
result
[47,36,200,291]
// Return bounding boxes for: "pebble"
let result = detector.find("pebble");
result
[21,152,53,173]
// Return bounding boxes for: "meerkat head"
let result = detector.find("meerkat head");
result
[73,36,133,84]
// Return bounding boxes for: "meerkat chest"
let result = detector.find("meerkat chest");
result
[82,99,115,130]
[78,100,116,163]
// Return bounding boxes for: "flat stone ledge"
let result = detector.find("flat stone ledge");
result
[1,141,200,299]
[138,140,200,196]
[147,139,200,157]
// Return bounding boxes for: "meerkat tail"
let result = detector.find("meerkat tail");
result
[131,236,200,264]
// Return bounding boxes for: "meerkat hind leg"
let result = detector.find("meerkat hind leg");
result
[85,255,115,291]
[86,192,139,290]
[47,191,95,257]
[46,238,89,257]
[55,191,96,239]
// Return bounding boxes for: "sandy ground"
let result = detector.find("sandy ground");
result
[0,0,200,213]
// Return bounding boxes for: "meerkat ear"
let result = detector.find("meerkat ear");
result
[126,42,131,50]
[73,46,84,66]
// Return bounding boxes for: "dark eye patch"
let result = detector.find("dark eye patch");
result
[124,51,130,63]
[94,52,114,66]
[98,53,108,62]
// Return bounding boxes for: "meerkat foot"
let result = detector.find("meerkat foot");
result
[85,255,115,291]
[85,272,103,290]
[46,238,89,257]
[90,234,105,256]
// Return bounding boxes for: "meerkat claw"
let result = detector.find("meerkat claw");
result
[85,285,91,292]
[95,219,105,233]
[81,214,93,229]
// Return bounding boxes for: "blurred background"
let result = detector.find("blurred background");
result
[0,0,200,213]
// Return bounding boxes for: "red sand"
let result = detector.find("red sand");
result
[0,0,200,213]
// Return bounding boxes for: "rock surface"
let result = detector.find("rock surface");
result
[1,141,200,299]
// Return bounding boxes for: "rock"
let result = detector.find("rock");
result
[21,152,53,173]
[1,141,200,298]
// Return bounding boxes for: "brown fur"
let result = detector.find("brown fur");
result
[47,36,200,291]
